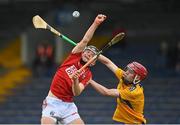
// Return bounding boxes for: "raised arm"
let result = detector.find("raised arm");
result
[98,54,119,74]
[90,80,119,97]
[72,14,106,54]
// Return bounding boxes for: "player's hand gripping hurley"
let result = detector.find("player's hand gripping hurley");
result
[79,32,125,72]
[32,15,77,46]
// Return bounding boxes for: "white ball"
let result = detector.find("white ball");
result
[72,11,80,18]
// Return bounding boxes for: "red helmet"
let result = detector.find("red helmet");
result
[127,62,148,81]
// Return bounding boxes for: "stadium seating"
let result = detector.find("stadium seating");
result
[0,67,180,124]
[0,78,50,124]
[0,39,32,103]
[0,41,180,124]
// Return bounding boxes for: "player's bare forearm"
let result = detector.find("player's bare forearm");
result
[98,54,118,74]
[72,22,98,53]
[90,80,119,97]
[71,71,84,96]
[82,14,106,43]
[90,80,108,95]
[82,23,98,43]
[98,54,111,64]
[72,14,106,53]
[72,79,83,96]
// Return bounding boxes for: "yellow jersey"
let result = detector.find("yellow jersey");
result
[112,68,146,124]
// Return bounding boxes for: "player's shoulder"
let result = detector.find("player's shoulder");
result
[115,68,124,79]
[65,52,82,61]
[117,67,123,73]
[70,52,82,57]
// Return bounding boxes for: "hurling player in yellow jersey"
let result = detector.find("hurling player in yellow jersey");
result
[90,55,148,124]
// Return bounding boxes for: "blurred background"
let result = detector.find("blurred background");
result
[0,0,180,124]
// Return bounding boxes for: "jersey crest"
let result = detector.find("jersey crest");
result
[65,65,86,79]
[65,65,77,77]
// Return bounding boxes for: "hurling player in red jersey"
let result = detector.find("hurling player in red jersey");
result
[41,14,106,125]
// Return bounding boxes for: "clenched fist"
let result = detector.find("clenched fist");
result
[71,70,80,81]
[94,14,107,25]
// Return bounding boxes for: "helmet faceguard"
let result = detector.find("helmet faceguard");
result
[83,45,99,55]
[126,62,148,84]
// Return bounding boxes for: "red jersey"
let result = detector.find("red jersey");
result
[50,52,92,102]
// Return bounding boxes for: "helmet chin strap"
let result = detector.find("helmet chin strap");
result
[133,75,141,84]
